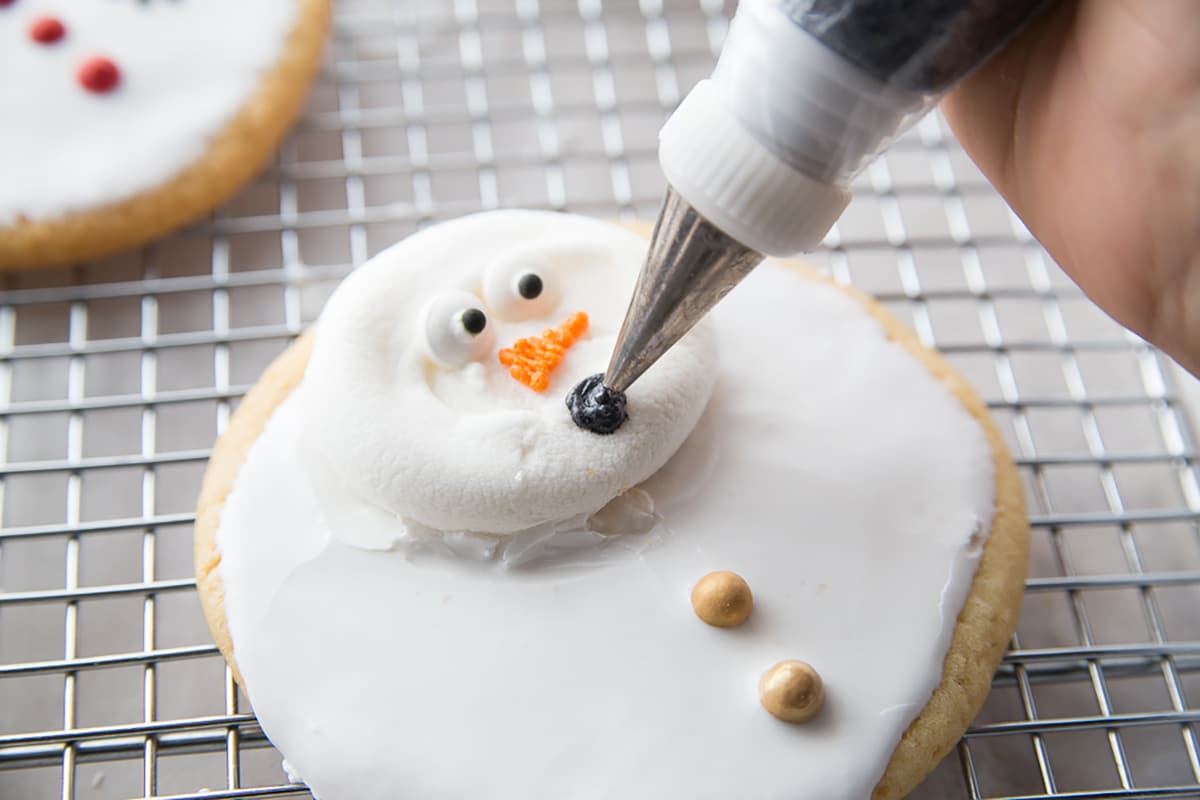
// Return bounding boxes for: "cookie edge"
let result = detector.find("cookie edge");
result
[192,223,1029,799]
[0,0,332,269]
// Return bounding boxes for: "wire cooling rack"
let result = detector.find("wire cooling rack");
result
[3,1,1200,798]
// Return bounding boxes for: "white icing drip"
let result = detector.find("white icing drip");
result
[281,759,303,786]
[0,0,297,223]
[216,252,996,799]
[300,211,717,536]
[302,426,665,570]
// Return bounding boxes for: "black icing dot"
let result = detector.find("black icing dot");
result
[517,272,543,300]
[566,373,628,435]
[460,307,487,335]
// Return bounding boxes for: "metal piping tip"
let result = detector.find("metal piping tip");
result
[603,185,765,393]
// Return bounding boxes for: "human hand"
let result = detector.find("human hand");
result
[942,0,1200,375]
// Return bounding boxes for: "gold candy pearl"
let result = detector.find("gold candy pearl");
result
[691,570,753,628]
[759,660,824,723]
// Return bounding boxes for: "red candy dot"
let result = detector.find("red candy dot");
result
[30,16,65,44]
[0,0,15,7]
[78,56,120,94]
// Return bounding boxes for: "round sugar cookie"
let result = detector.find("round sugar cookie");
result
[0,0,330,269]
[195,212,1029,800]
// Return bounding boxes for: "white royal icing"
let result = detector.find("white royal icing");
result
[215,212,996,800]
[0,0,299,224]
[300,211,717,537]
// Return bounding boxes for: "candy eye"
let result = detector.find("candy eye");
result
[420,291,495,368]
[482,251,559,321]
[516,272,543,300]
[461,307,487,335]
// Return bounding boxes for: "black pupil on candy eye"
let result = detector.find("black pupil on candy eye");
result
[461,308,487,335]
[517,273,543,300]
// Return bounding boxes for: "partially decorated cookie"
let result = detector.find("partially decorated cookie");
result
[0,0,330,268]
[195,211,1028,800]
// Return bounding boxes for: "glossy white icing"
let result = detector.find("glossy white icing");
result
[300,212,717,537]
[216,237,996,799]
[0,0,297,223]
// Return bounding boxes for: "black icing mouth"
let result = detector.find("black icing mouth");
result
[566,373,628,435]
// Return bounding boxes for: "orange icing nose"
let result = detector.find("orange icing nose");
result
[498,312,589,392]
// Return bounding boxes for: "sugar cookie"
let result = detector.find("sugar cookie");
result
[196,212,1028,800]
[0,0,330,268]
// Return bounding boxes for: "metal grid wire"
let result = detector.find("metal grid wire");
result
[3,0,1200,798]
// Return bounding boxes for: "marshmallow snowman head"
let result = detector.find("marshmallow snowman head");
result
[300,211,717,535]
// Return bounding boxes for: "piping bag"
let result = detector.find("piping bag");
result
[601,0,1053,397]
